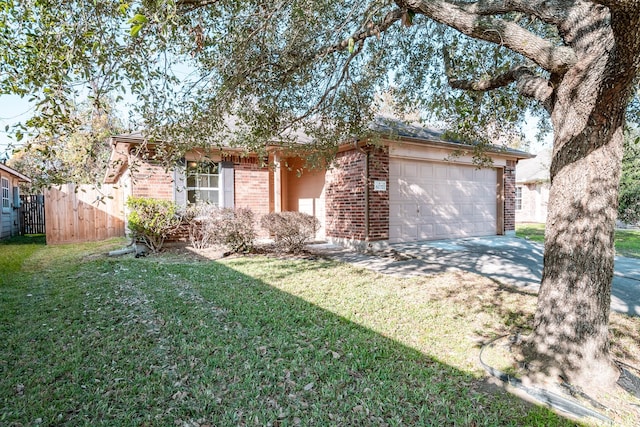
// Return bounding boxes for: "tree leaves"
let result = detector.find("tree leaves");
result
[1,0,637,166]
[128,13,148,37]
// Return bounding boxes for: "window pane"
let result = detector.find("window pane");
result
[1,178,8,208]
[186,162,219,205]
[201,190,218,204]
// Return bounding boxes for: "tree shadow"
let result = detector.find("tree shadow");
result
[0,234,46,245]
[162,254,573,425]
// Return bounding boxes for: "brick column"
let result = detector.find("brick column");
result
[504,160,517,233]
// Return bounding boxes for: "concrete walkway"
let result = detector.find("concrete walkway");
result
[310,236,640,316]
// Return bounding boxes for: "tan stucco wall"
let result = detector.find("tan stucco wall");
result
[283,158,326,239]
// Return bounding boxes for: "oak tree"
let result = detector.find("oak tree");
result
[2,0,639,392]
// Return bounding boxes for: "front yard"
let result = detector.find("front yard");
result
[516,223,640,258]
[1,237,639,425]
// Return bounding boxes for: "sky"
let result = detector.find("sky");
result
[0,95,35,161]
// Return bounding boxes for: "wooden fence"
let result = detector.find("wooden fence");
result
[19,194,46,235]
[44,184,125,245]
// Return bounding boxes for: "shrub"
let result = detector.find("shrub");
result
[260,211,320,253]
[182,205,257,253]
[210,208,256,253]
[126,197,182,252]
[182,203,219,249]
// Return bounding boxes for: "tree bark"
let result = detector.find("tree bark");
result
[524,5,640,391]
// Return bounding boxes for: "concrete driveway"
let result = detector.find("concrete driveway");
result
[314,236,640,316]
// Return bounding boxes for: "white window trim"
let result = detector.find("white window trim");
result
[186,162,221,206]
[1,177,10,213]
[515,186,523,211]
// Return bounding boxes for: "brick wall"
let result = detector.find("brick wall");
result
[504,160,517,232]
[130,161,175,201]
[325,146,389,242]
[367,147,389,240]
[229,155,270,218]
[129,152,271,239]
[325,150,367,240]
[225,155,270,238]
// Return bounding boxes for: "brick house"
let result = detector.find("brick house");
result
[0,162,31,239]
[104,120,530,248]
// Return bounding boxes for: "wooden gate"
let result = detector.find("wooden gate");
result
[44,184,125,245]
[19,194,46,235]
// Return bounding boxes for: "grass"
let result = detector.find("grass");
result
[516,223,640,258]
[1,237,639,426]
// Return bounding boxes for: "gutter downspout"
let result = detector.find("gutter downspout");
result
[354,139,370,241]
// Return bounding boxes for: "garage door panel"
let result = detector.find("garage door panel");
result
[419,164,434,178]
[390,159,497,242]
[404,163,419,178]
[417,224,435,239]
[460,203,475,216]
[418,203,434,218]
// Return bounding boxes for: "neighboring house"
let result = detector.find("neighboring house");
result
[515,148,551,224]
[104,119,531,249]
[0,162,31,239]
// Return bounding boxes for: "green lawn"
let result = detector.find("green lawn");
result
[1,237,639,425]
[516,223,640,258]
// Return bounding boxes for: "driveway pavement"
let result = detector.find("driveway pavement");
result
[310,236,640,316]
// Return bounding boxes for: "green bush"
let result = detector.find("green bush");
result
[126,197,182,252]
[260,211,320,253]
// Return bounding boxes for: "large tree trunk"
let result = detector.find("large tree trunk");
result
[525,5,640,392]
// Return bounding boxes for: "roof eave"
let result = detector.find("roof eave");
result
[0,163,31,183]
[340,134,534,160]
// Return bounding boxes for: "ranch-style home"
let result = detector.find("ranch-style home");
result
[104,119,531,249]
[0,162,31,239]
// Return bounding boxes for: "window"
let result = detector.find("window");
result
[186,162,219,205]
[1,177,9,212]
[515,186,522,210]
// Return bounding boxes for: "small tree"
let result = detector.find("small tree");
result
[126,197,182,253]
[261,212,320,254]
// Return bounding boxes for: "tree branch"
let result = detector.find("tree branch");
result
[176,0,220,8]
[397,0,576,74]
[323,8,405,56]
[451,0,571,26]
[445,55,553,111]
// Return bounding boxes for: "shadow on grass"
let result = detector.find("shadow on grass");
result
[0,244,575,426]
[0,234,46,245]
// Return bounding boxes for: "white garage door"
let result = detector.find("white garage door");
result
[389,159,498,242]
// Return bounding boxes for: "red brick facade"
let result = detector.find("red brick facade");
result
[504,160,517,232]
[366,147,389,240]
[325,146,389,242]
[130,161,174,201]
[129,153,269,218]
[230,156,270,218]
[124,143,519,244]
